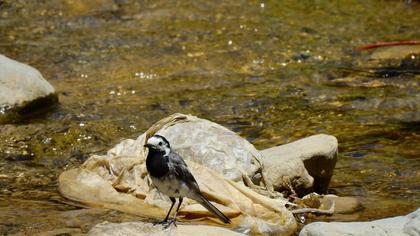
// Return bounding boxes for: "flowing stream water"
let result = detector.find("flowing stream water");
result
[0,0,419,234]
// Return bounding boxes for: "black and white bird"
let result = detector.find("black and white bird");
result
[144,134,231,226]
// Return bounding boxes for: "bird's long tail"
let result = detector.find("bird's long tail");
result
[197,192,231,224]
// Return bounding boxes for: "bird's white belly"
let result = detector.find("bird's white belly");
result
[151,175,193,198]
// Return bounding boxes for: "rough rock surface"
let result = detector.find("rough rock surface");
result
[260,134,338,196]
[0,54,57,122]
[300,208,420,236]
[157,116,263,182]
[87,221,246,236]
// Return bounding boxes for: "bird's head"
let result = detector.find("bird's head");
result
[144,134,171,155]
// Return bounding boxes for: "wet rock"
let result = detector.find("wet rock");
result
[299,208,420,236]
[0,54,58,123]
[400,53,420,69]
[87,221,245,236]
[370,45,420,60]
[260,134,338,196]
[292,52,311,61]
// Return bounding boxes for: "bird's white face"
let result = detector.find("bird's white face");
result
[145,135,171,155]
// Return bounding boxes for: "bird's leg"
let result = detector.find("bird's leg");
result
[164,197,177,222]
[173,197,183,219]
[165,197,183,228]
[154,197,176,225]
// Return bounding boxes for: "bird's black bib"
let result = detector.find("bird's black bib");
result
[146,149,169,178]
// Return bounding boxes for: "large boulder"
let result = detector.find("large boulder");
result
[59,113,297,236]
[299,208,420,236]
[0,54,58,123]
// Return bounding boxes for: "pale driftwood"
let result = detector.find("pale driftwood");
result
[290,201,335,215]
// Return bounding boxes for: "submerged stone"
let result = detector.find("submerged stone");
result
[370,45,420,60]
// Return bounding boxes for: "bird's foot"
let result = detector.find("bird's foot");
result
[153,218,177,228]
[163,218,177,228]
[153,219,168,226]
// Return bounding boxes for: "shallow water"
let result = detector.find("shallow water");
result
[0,0,419,234]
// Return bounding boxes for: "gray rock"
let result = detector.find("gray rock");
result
[299,208,420,236]
[0,54,57,122]
[260,134,338,195]
[87,221,246,236]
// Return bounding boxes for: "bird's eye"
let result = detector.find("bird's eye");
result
[158,141,162,146]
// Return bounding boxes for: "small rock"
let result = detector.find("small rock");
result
[292,52,311,61]
[370,45,420,60]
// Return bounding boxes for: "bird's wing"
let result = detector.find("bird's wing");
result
[167,152,200,191]
[167,152,231,224]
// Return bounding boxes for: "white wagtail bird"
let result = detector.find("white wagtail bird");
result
[144,134,231,226]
